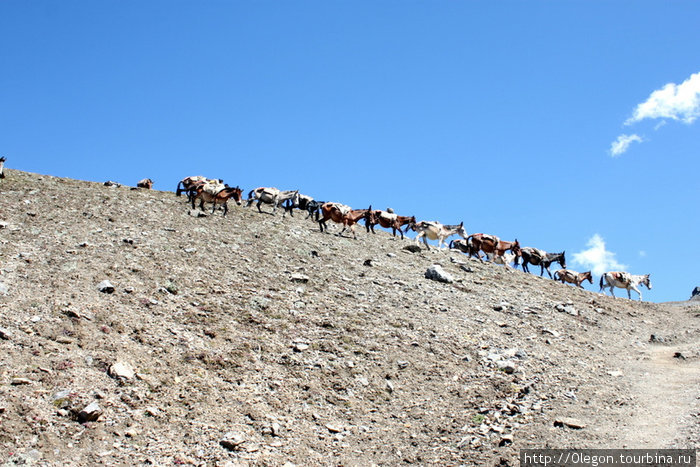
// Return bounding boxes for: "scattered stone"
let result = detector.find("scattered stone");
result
[220,432,246,451]
[425,265,454,283]
[497,361,517,374]
[292,341,310,352]
[325,424,343,433]
[556,304,578,316]
[11,377,32,385]
[363,259,373,266]
[554,417,586,429]
[0,327,11,340]
[397,361,409,369]
[188,209,207,218]
[109,361,135,381]
[460,265,474,273]
[649,334,666,343]
[184,248,197,253]
[55,336,73,344]
[0,283,8,295]
[97,280,115,294]
[403,244,422,253]
[499,434,514,446]
[103,181,121,187]
[78,402,103,423]
[386,380,395,393]
[542,328,560,338]
[290,273,309,283]
[674,352,686,360]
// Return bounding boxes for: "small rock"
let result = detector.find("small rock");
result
[78,402,103,423]
[109,361,135,381]
[460,265,474,273]
[325,424,342,433]
[292,342,310,352]
[184,248,197,254]
[674,352,686,360]
[554,417,586,429]
[363,259,373,267]
[497,360,517,374]
[397,361,409,369]
[403,244,422,253]
[386,380,395,393]
[425,264,454,283]
[55,336,73,344]
[220,432,246,451]
[542,328,560,338]
[188,209,207,218]
[97,280,115,294]
[290,273,309,283]
[0,327,12,340]
[499,434,514,446]
[11,377,32,385]
[0,283,9,295]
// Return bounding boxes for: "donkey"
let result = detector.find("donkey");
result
[137,178,153,189]
[407,221,467,250]
[519,247,566,278]
[0,156,6,180]
[176,176,225,203]
[246,187,300,216]
[600,272,652,301]
[282,194,326,220]
[365,210,416,239]
[467,233,520,261]
[191,185,243,216]
[554,269,592,288]
[318,203,375,240]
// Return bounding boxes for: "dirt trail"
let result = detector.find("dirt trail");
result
[623,339,700,448]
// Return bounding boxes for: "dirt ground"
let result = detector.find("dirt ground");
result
[0,169,698,466]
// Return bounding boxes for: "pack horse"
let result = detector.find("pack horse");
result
[599,272,652,301]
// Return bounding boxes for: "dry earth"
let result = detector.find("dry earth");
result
[0,169,698,466]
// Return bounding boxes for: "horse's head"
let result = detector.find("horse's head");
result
[584,271,593,284]
[404,219,417,232]
[232,186,243,205]
[644,274,652,289]
[456,221,467,239]
[511,239,521,256]
[559,251,567,269]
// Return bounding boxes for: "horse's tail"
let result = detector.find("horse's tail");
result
[247,189,256,200]
[176,180,184,196]
[599,273,605,291]
[553,270,560,281]
[449,239,455,249]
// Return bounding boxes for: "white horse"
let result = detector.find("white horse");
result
[408,221,467,250]
[246,187,299,216]
[599,271,652,301]
[0,156,6,180]
[491,251,517,269]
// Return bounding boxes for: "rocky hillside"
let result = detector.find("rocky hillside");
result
[1,170,699,466]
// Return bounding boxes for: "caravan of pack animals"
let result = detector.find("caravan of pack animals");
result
[167,174,652,301]
[0,161,652,301]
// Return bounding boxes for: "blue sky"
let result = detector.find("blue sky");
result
[2,1,698,302]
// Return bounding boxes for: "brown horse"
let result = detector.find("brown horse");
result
[319,203,375,239]
[365,210,415,239]
[191,185,243,216]
[467,233,520,261]
[553,269,592,288]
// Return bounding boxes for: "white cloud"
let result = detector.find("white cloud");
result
[573,234,627,276]
[639,250,647,258]
[609,134,643,157]
[625,71,700,125]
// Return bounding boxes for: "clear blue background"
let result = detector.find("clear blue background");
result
[2,1,698,302]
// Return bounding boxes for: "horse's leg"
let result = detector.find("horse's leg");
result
[256,199,264,213]
[199,199,206,212]
[222,202,228,217]
[544,263,553,279]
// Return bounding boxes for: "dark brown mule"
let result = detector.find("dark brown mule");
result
[192,186,243,216]
[467,233,520,261]
[365,210,415,239]
[554,269,592,288]
[319,203,375,239]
